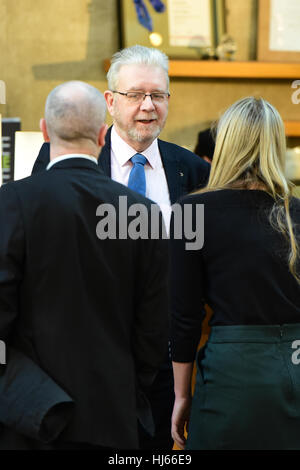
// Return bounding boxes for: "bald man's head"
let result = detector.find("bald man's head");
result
[44,81,106,145]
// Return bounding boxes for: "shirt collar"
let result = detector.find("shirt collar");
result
[46,154,98,170]
[111,125,159,169]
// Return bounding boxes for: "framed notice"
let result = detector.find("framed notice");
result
[119,0,225,59]
[258,0,300,62]
[1,118,21,183]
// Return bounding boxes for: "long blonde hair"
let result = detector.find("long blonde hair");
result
[200,97,299,283]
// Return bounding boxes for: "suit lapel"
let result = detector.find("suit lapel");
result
[98,127,112,177]
[158,139,180,205]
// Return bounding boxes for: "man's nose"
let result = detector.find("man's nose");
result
[139,95,155,111]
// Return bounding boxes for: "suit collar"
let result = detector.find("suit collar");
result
[48,156,103,173]
[47,153,98,170]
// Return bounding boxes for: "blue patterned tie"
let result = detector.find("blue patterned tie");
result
[128,153,147,196]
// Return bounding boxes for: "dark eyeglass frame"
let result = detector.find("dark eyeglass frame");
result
[111,90,170,102]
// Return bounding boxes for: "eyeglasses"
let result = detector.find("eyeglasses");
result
[111,90,170,104]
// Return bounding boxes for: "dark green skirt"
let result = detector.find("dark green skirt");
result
[186,324,300,450]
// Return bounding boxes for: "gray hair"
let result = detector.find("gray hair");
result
[45,81,106,144]
[107,45,169,91]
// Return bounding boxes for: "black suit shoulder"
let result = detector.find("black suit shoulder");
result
[158,139,210,196]
[159,138,209,172]
[159,139,206,162]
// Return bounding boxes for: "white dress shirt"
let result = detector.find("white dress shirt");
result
[110,126,172,230]
[46,154,98,170]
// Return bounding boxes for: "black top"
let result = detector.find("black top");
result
[170,189,300,362]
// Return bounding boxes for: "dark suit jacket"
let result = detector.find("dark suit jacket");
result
[31,127,210,204]
[0,158,169,449]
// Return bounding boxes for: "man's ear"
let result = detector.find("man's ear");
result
[97,123,108,148]
[40,118,50,142]
[104,90,114,116]
[203,156,212,164]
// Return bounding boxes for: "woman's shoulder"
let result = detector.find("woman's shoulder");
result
[177,189,266,207]
[178,189,226,205]
[290,196,300,213]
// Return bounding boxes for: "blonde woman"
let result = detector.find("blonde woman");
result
[170,97,300,450]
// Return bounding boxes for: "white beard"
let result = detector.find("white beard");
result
[127,124,161,143]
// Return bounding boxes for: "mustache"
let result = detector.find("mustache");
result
[134,116,158,121]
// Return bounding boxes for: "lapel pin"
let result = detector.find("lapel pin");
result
[179,172,184,177]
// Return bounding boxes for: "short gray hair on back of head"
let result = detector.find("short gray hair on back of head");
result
[45,81,106,144]
[107,45,169,91]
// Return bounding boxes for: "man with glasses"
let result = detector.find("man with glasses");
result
[32,45,210,450]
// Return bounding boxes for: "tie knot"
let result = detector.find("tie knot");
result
[131,153,147,166]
